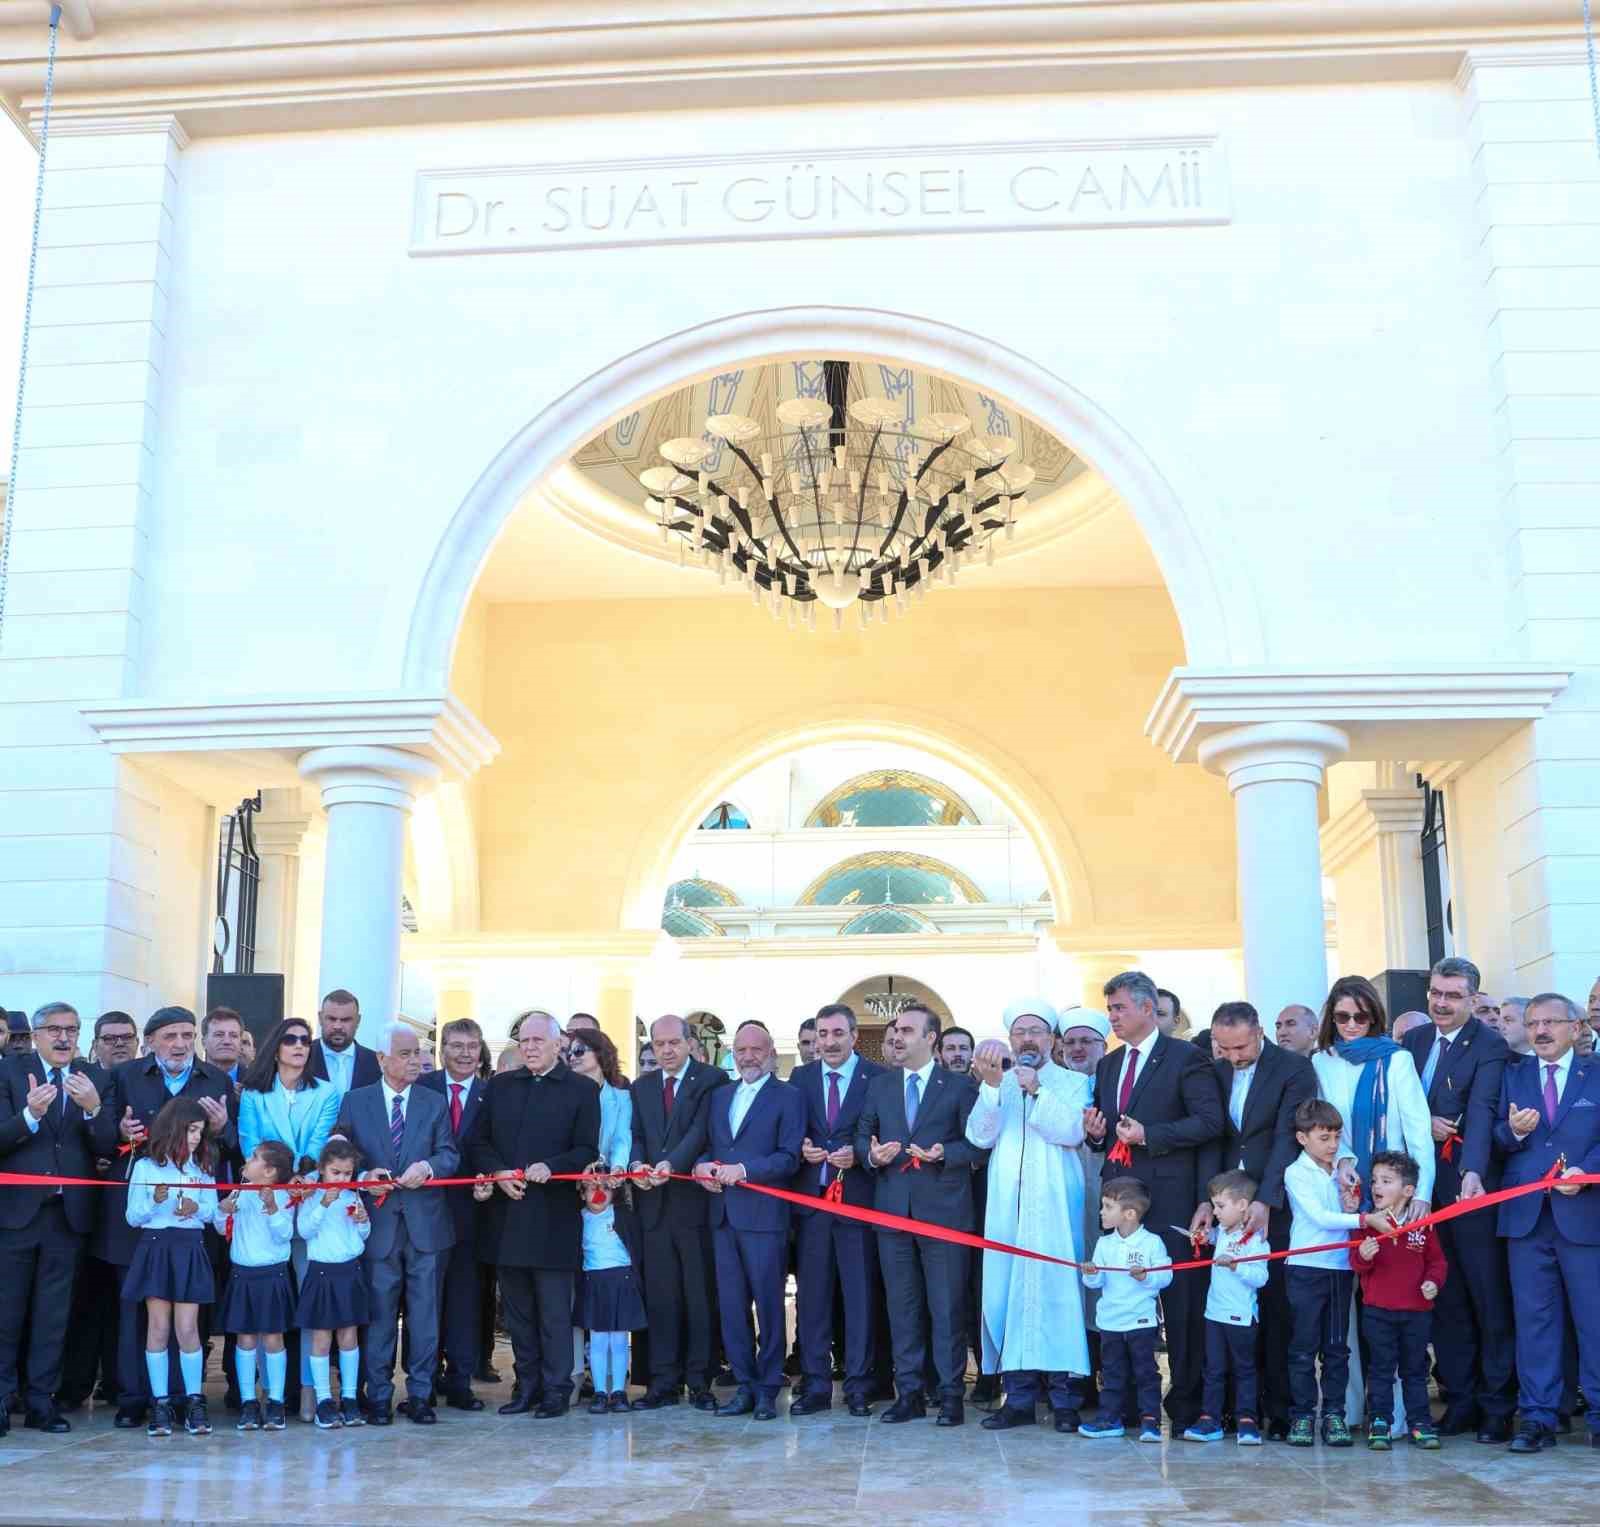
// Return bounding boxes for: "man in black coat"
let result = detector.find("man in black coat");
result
[91,1006,238,1427]
[627,1013,729,1410]
[469,1011,599,1419]
[1406,955,1515,1442]
[854,1004,987,1427]
[308,988,381,1098]
[418,1017,493,1410]
[789,1003,886,1417]
[0,1003,106,1435]
[1084,971,1223,1435]
[1194,1000,1316,1439]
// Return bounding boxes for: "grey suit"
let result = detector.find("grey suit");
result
[334,1082,458,1412]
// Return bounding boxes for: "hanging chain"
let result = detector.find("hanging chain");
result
[0,5,63,652]
[1585,0,1600,163]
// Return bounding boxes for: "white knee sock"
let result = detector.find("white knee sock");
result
[178,1347,203,1399]
[263,1349,287,1402]
[235,1349,257,1401]
[338,1347,359,1398]
[589,1335,610,1394]
[309,1354,332,1403]
[145,1351,169,1400]
[607,1333,629,1391]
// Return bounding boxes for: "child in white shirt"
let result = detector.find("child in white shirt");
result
[1184,1169,1270,1446]
[293,1139,372,1430]
[1079,1176,1173,1443]
[216,1139,295,1432]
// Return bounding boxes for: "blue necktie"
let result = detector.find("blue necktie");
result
[1421,1035,1449,1096]
[905,1072,920,1130]
[390,1094,405,1162]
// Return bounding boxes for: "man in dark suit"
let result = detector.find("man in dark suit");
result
[1084,970,1222,1434]
[1491,992,1600,1453]
[469,1011,598,1419]
[855,1003,986,1427]
[418,1017,492,1410]
[92,1006,238,1428]
[693,1021,804,1420]
[334,1023,458,1426]
[0,1004,105,1435]
[1404,956,1515,1442]
[788,1002,885,1416]
[628,1013,729,1410]
[309,988,381,1099]
[1196,1000,1316,1439]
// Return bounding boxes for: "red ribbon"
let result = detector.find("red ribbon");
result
[823,1175,845,1205]
[1106,1138,1134,1168]
[1441,1131,1463,1164]
[6,1158,1590,1277]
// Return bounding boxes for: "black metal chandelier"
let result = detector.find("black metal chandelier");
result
[631,361,1035,628]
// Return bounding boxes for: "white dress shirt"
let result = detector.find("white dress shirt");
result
[1518,1047,1576,1133]
[297,1184,372,1264]
[1081,1225,1173,1331]
[1284,1150,1364,1271]
[1228,1061,1257,1132]
[820,1050,860,1106]
[227,1187,295,1267]
[321,1044,355,1097]
[125,1157,219,1232]
[1115,1030,1159,1103]
[727,1072,771,1135]
[905,1057,936,1118]
[381,1080,411,1123]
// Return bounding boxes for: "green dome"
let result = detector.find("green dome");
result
[838,906,935,935]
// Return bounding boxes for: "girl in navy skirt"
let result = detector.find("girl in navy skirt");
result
[294,1138,371,1430]
[123,1098,219,1440]
[216,1138,296,1433]
[577,1177,646,1414]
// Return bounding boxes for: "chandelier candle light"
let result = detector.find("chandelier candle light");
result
[633,366,1035,630]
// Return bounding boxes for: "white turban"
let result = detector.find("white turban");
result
[1059,1008,1110,1041]
[1003,997,1060,1031]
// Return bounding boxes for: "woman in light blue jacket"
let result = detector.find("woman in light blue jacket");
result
[567,1029,633,1171]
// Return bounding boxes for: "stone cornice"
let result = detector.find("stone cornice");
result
[80,691,500,779]
[1319,786,1427,877]
[0,2,1583,139]
[1146,664,1571,765]
[403,931,665,963]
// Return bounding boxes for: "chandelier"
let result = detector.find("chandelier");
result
[631,362,1036,628]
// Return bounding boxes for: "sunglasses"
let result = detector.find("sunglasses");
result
[567,1044,589,1060]
[281,1033,312,1047]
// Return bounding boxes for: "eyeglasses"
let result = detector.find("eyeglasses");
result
[38,1025,80,1042]
[280,1034,311,1047]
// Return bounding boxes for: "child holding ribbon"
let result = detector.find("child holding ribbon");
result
[294,1138,371,1429]
[216,1138,296,1432]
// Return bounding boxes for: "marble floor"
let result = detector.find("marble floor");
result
[1,1348,1592,1527]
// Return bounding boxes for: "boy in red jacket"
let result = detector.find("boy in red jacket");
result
[1353,1150,1448,1452]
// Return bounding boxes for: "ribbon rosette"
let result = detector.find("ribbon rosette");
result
[1106,1138,1134,1168]
[1440,1130,1463,1164]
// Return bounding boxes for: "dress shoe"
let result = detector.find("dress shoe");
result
[980,1406,1035,1431]
[630,1388,680,1411]
[405,1400,437,1425]
[711,1367,737,1388]
[881,1393,926,1423]
[1053,1409,1081,1434]
[445,1390,484,1412]
[532,1399,569,1419]
[608,1391,630,1414]
[689,1389,718,1413]
[114,1405,145,1429]
[366,1407,394,1427]
[1475,1417,1513,1444]
[754,1401,778,1421]
[789,1392,832,1416]
[969,1375,1001,1405]
[498,1394,539,1415]
[936,1400,965,1428]
[24,1409,70,1434]
[474,1365,500,1385]
[847,1399,873,1418]
[1508,1423,1556,1454]
[1437,1411,1478,1437]
[1266,1418,1290,1442]
[715,1390,756,1417]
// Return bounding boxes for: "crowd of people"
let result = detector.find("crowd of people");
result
[1,959,1598,1462]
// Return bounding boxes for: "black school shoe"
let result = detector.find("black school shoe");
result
[184,1397,211,1436]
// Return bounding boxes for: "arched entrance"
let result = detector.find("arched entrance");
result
[835,974,953,1063]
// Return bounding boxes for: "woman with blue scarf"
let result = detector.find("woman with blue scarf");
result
[1311,974,1434,1433]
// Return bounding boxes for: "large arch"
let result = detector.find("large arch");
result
[403,305,1261,689]
[615,705,1096,936]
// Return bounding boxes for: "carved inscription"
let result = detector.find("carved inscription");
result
[411,139,1228,255]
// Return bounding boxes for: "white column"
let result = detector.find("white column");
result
[251,787,314,1000]
[1198,722,1349,1021]
[299,746,438,1049]
[1320,766,1429,977]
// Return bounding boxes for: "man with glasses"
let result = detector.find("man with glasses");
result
[0,1004,104,1435]
[90,1011,137,1070]
[419,1018,492,1410]
[1402,956,1515,1442]
[1491,992,1600,1454]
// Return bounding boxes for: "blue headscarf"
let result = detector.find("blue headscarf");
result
[1334,1036,1403,1208]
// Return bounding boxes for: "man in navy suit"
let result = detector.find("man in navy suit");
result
[334,1023,458,1426]
[788,1003,885,1417]
[855,1004,987,1427]
[693,1021,803,1421]
[309,989,382,1099]
[1490,991,1600,1454]
[418,1018,491,1410]
[1404,956,1515,1442]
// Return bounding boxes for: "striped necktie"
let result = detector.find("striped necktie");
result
[390,1093,405,1161]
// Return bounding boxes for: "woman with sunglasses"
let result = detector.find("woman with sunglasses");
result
[239,1019,342,1419]
[565,1029,632,1172]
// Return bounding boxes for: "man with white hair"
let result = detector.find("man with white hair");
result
[965,998,1092,1432]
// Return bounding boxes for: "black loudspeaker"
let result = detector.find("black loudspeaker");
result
[205,973,285,1045]
[1375,969,1429,1022]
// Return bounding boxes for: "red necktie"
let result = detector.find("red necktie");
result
[663,1075,676,1118]
[450,1083,464,1135]
[1118,1049,1139,1113]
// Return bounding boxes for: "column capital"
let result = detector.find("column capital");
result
[1198,721,1349,792]
[1320,786,1427,877]
[298,745,439,811]
[251,786,315,857]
